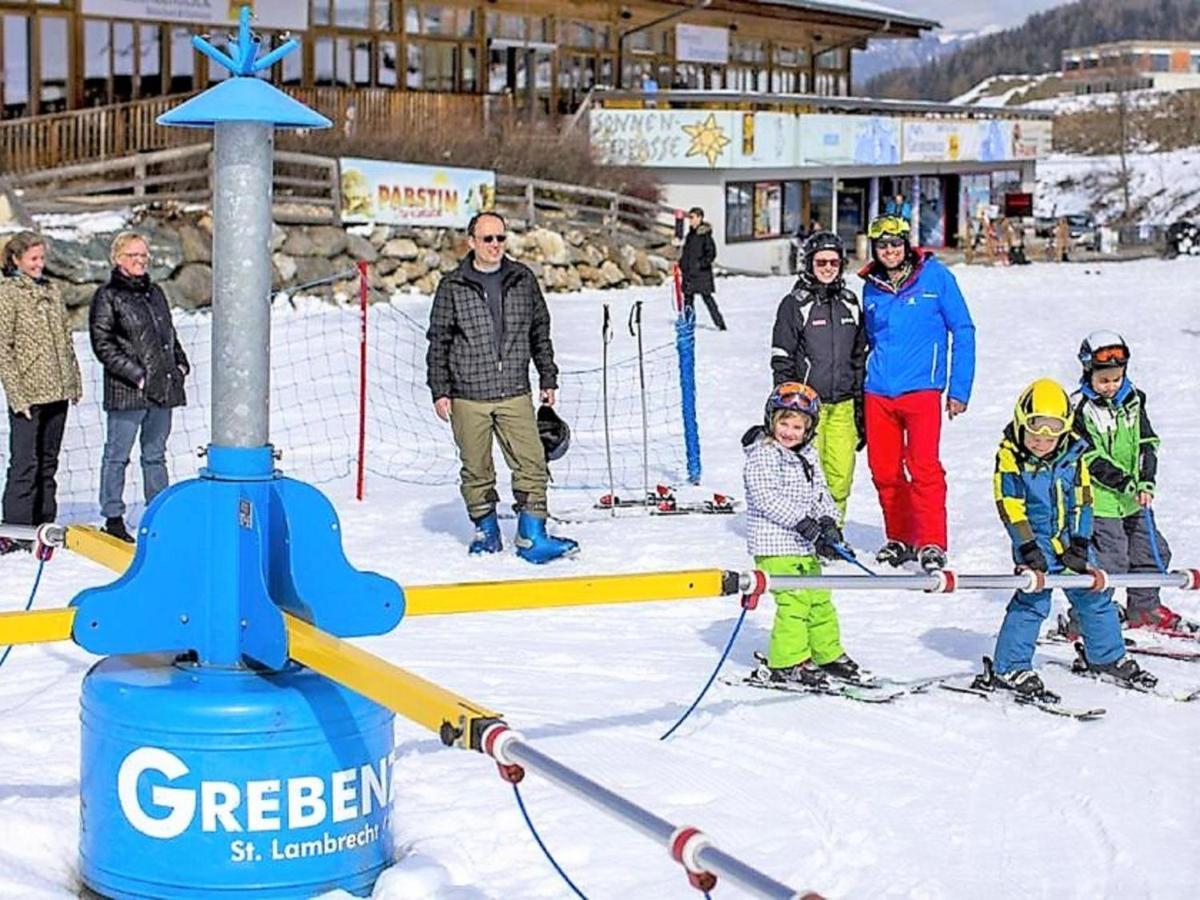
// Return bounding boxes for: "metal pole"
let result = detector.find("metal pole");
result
[765,572,1197,592]
[211,120,274,448]
[505,739,806,900]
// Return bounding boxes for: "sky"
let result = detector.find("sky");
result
[912,0,1077,31]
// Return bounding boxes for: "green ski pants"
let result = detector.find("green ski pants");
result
[814,398,857,524]
[450,393,548,520]
[755,554,844,669]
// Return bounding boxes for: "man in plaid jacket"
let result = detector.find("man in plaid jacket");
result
[426,211,577,563]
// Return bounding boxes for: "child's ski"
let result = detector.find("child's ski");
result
[1044,643,1200,702]
[937,681,1106,720]
[723,673,907,704]
[595,483,738,515]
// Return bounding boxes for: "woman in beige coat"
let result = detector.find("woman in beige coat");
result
[0,231,82,552]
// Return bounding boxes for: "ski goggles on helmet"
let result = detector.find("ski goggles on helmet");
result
[1086,344,1129,366]
[867,215,911,240]
[1025,414,1071,438]
[769,382,820,416]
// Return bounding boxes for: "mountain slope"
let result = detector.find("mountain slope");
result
[861,0,1200,101]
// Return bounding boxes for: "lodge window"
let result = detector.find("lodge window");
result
[815,47,848,96]
[2,14,29,118]
[728,38,767,93]
[404,4,477,91]
[558,19,614,102]
[772,44,809,93]
[727,179,832,242]
[726,183,753,242]
[1150,52,1169,73]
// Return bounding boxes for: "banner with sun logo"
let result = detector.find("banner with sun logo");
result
[590,109,736,168]
[339,158,495,228]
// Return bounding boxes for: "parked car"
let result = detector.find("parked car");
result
[1033,215,1056,238]
[1065,213,1100,251]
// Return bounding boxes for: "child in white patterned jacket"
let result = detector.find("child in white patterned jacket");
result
[742,382,860,688]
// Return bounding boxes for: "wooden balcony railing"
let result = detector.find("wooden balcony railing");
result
[0,89,495,175]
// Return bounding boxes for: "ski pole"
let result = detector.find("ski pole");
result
[832,542,877,578]
[601,303,615,517]
[629,301,650,514]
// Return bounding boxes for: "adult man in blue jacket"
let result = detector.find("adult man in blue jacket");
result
[858,215,975,572]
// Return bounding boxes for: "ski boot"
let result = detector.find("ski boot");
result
[972,657,1058,702]
[769,660,829,689]
[1126,604,1197,635]
[514,511,578,564]
[468,511,503,555]
[1054,612,1080,642]
[820,654,864,684]
[917,544,947,573]
[875,540,916,568]
[102,516,135,543]
[1073,645,1158,688]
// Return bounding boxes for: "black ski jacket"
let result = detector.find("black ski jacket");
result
[680,223,716,295]
[770,273,867,405]
[426,255,558,402]
[89,267,189,412]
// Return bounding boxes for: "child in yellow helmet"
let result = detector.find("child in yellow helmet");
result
[979,379,1154,697]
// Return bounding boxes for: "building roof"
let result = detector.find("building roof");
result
[1064,39,1200,57]
[753,0,940,32]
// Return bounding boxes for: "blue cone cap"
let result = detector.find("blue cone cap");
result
[158,78,331,130]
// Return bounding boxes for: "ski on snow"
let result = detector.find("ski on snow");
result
[596,484,738,516]
[1039,614,1200,661]
[723,654,954,705]
[1044,642,1200,703]
[936,681,1106,720]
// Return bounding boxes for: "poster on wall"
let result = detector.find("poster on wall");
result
[1012,120,1053,158]
[902,119,1015,163]
[590,109,736,168]
[733,112,797,168]
[81,0,309,30]
[339,158,495,229]
[798,115,900,166]
[675,24,729,65]
[753,182,782,238]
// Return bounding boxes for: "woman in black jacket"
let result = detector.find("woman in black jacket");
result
[89,232,190,541]
[679,207,726,330]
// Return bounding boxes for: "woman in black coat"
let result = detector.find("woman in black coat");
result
[89,231,190,542]
[679,207,726,330]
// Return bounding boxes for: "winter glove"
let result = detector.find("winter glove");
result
[1016,540,1049,573]
[813,516,845,561]
[795,516,822,543]
[853,396,866,452]
[1059,537,1092,574]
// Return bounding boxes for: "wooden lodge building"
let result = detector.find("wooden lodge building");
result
[0,1,933,123]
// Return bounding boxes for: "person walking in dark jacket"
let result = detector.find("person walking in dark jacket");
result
[0,231,82,553]
[679,207,726,330]
[770,232,867,523]
[89,231,190,542]
[426,211,577,564]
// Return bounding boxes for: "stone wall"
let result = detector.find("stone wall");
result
[30,210,676,329]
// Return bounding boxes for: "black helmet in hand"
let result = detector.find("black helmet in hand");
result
[537,404,571,461]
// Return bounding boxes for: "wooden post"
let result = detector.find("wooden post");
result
[525,181,536,228]
[133,155,146,198]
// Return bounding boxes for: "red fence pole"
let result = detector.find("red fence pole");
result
[356,260,369,501]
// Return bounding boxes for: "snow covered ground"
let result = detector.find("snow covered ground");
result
[1,258,1199,899]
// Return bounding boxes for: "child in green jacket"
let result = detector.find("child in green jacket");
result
[1071,330,1192,633]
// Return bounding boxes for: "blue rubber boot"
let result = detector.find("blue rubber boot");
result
[468,512,503,555]
[514,511,579,564]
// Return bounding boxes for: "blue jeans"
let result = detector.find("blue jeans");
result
[994,585,1124,674]
[99,407,173,519]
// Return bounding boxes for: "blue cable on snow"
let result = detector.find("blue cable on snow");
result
[0,556,47,669]
[660,606,748,741]
[512,783,588,899]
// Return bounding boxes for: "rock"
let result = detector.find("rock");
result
[164,263,212,310]
[504,232,527,257]
[345,232,378,263]
[599,260,626,287]
[524,260,544,279]
[412,272,441,295]
[375,257,401,276]
[618,244,637,269]
[292,255,331,285]
[527,228,571,266]
[307,225,349,258]
[58,281,97,310]
[414,228,443,248]
[178,223,211,264]
[562,266,583,292]
[540,266,560,291]
[401,259,429,281]
[142,227,183,280]
[583,243,606,267]
[46,235,116,284]
[272,252,297,284]
[382,237,420,260]
[283,229,317,257]
[369,226,391,247]
[422,250,441,270]
[633,250,654,278]
[67,305,89,332]
[647,253,670,273]
[568,244,590,265]
[438,250,458,273]
[577,264,602,287]
[564,229,586,247]
[270,223,286,251]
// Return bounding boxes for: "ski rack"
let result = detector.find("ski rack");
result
[0,524,811,900]
[758,568,1200,593]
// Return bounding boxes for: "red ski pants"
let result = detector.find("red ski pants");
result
[864,390,947,550]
